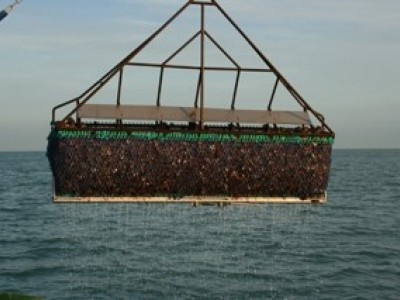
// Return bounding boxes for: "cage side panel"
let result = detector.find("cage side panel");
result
[47,133,332,198]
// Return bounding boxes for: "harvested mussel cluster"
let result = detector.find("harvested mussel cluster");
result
[47,130,333,199]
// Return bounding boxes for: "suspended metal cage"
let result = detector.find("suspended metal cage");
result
[47,0,335,204]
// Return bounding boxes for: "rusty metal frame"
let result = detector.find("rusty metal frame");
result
[52,0,334,136]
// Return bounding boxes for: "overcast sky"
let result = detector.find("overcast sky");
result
[1,0,399,150]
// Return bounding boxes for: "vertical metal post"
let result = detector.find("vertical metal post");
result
[268,77,279,111]
[231,70,241,110]
[75,99,80,124]
[117,67,124,106]
[116,67,124,125]
[199,3,205,128]
[156,67,165,106]
[194,72,201,108]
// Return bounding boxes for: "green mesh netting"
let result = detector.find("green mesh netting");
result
[52,130,335,145]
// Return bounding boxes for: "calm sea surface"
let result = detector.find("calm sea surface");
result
[0,150,399,299]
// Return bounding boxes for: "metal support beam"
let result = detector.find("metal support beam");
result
[231,71,241,110]
[205,31,240,69]
[116,67,124,106]
[156,67,165,107]
[200,3,205,128]
[126,62,269,72]
[195,72,202,108]
[163,31,201,65]
[268,77,279,111]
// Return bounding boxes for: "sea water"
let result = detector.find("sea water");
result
[0,150,399,299]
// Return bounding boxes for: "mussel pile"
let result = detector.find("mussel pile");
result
[47,130,332,199]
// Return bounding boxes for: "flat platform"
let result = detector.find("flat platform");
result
[53,194,327,205]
